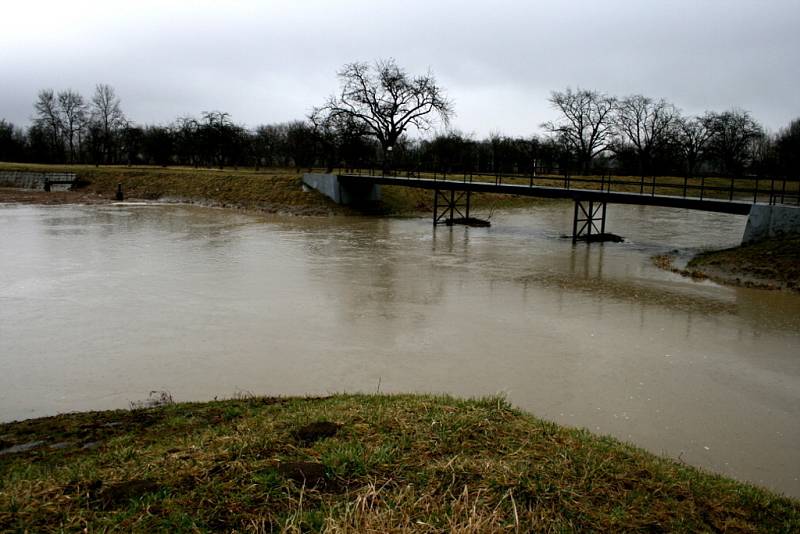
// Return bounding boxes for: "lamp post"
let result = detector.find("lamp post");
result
[385,145,393,176]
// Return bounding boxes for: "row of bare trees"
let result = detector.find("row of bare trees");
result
[542,88,776,177]
[0,60,798,178]
[28,85,125,164]
[116,118,322,169]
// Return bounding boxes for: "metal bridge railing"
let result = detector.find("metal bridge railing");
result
[334,165,800,207]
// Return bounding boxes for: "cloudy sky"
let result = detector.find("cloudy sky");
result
[1,0,798,138]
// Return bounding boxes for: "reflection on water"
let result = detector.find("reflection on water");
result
[0,202,798,497]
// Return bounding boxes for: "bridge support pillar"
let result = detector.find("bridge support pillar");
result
[433,189,471,225]
[572,200,607,243]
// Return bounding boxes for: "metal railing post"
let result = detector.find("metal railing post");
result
[601,202,607,234]
[572,201,579,244]
[433,189,439,224]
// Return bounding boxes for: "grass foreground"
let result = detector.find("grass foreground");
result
[1,394,798,532]
[654,235,800,291]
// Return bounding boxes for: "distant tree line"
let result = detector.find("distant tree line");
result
[0,79,798,178]
[541,87,799,178]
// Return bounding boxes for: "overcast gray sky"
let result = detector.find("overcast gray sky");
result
[1,0,798,138]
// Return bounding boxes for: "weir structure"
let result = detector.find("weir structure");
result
[0,171,77,191]
[303,169,800,244]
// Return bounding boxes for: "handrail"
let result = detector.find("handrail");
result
[335,165,800,207]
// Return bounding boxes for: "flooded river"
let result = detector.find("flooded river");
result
[1,201,798,497]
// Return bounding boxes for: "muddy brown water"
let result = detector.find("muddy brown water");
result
[1,201,798,497]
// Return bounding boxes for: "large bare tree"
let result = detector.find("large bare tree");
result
[706,109,764,176]
[313,59,453,160]
[33,89,63,158]
[613,95,679,176]
[90,84,126,164]
[57,90,87,163]
[676,115,713,177]
[776,118,800,174]
[542,88,616,173]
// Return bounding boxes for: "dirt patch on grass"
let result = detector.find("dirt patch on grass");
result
[96,479,161,509]
[277,461,328,486]
[292,421,341,444]
[0,408,166,458]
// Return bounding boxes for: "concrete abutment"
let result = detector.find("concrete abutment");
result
[302,173,380,205]
[742,204,800,244]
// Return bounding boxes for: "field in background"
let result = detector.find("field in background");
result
[0,162,545,215]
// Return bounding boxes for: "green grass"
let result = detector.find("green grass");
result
[1,394,797,532]
[0,162,343,214]
[0,162,545,215]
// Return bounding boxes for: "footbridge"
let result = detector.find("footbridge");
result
[303,170,800,244]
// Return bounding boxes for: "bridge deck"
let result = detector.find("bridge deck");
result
[339,174,755,215]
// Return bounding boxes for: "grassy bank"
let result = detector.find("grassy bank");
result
[0,162,543,215]
[654,235,800,291]
[1,394,797,532]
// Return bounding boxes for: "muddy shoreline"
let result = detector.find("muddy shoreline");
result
[0,187,339,217]
[653,236,800,292]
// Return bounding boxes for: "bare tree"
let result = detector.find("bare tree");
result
[313,59,453,161]
[776,118,800,174]
[201,111,234,169]
[173,116,201,167]
[252,124,286,167]
[33,89,63,159]
[0,119,27,162]
[676,115,713,177]
[90,84,125,164]
[57,90,87,163]
[613,95,678,176]
[542,88,616,173]
[706,109,764,176]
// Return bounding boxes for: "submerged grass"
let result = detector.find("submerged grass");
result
[1,394,797,532]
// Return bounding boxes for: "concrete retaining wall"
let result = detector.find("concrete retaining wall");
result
[742,204,800,244]
[302,173,380,204]
[0,171,76,190]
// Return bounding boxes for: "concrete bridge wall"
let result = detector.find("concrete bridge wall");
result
[742,205,800,244]
[302,173,380,204]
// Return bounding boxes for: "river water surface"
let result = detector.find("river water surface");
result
[1,201,798,497]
